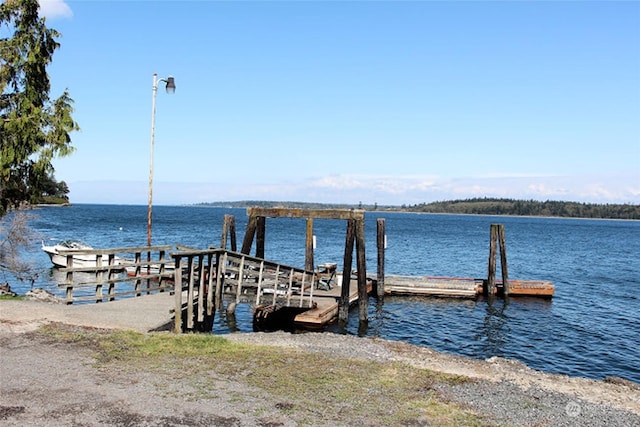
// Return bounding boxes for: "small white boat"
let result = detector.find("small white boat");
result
[42,240,123,269]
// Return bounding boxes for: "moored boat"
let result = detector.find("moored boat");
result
[42,240,123,269]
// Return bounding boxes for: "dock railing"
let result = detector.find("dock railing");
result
[171,246,317,333]
[54,245,176,304]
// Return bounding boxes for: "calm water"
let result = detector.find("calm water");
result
[7,204,640,384]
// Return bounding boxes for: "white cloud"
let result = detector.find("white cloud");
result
[66,172,640,206]
[38,0,73,20]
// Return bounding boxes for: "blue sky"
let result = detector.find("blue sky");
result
[38,0,639,206]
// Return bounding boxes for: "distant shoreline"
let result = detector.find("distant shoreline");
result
[30,199,640,220]
[195,198,640,220]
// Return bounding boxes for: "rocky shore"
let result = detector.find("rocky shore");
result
[1,298,639,426]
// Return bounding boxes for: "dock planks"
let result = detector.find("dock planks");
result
[293,276,368,329]
[383,275,554,298]
[292,274,554,329]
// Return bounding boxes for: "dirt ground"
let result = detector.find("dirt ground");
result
[1,299,639,426]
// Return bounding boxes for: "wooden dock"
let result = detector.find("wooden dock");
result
[251,271,553,331]
[43,211,555,334]
[384,275,554,298]
[293,275,372,329]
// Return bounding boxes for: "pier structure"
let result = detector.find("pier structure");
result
[238,207,369,325]
[49,209,555,333]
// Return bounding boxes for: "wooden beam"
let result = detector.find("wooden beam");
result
[247,207,365,221]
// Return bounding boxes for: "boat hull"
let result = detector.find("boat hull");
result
[42,241,123,270]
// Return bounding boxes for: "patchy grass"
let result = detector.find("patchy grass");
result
[38,323,488,426]
[0,294,25,300]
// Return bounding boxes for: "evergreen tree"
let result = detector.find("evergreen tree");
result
[0,0,79,216]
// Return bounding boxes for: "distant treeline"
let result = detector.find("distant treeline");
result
[196,198,640,220]
[402,198,640,220]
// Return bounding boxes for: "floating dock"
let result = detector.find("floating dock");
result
[253,272,553,331]
[293,276,371,329]
[384,275,555,298]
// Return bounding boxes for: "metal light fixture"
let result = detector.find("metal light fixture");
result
[165,76,176,93]
[148,73,175,247]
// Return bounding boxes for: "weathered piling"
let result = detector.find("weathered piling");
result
[356,218,367,323]
[487,224,509,296]
[305,218,314,272]
[498,224,509,295]
[220,214,237,251]
[256,216,266,259]
[339,219,356,323]
[376,218,386,299]
[240,215,258,255]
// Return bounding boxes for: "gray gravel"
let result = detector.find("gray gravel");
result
[226,331,640,427]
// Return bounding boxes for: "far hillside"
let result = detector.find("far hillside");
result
[403,198,640,220]
[197,198,640,220]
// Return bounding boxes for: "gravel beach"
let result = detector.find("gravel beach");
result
[1,299,639,426]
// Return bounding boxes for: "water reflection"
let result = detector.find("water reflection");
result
[476,297,510,357]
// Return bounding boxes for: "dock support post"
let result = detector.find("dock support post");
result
[498,224,509,295]
[487,224,498,296]
[173,256,183,333]
[356,218,368,324]
[339,219,355,323]
[487,224,509,296]
[256,216,266,258]
[241,214,257,255]
[305,218,314,272]
[221,214,237,251]
[376,218,385,299]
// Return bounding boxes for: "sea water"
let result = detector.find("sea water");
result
[7,204,640,383]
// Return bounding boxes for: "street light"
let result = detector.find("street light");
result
[148,73,175,247]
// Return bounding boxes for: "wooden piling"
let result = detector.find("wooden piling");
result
[221,214,237,251]
[487,224,498,296]
[356,218,367,323]
[498,224,509,295]
[256,216,266,259]
[487,224,509,296]
[376,218,385,299]
[339,219,356,323]
[241,214,257,255]
[305,218,314,272]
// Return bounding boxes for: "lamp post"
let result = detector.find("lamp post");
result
[148,73,175,247]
